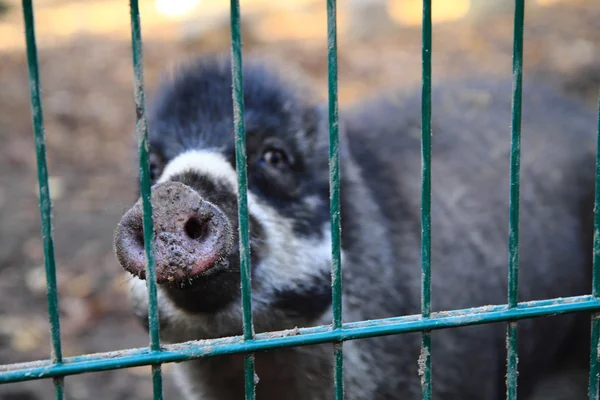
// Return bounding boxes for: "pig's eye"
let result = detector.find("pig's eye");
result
[260,148,289,169]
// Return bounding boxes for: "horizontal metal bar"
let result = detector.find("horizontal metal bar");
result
[1,295,599,384]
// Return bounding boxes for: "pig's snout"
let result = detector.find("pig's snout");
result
[114,181,233,284]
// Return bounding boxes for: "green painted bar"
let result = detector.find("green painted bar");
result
[3,295,599,385]
[506,0,525,398]
[420,0,433,398]
[327,0,342,333]
[589,93,600,400]
[589,315,600,400]
[229,1,257,398]
[229,0,254,342]
[419,333,431,397]
[22,0,63,365]
[508,0,525,309]
[326,0,344,398]
[333,343,344,400]
[244,354,256,398]
[420,0,432,323]
[21,1,65,398]
[593,91,600,299]
[151,365,162,400]
[506,322,518,399]
[52,378,64,400]
[129,1,163,398]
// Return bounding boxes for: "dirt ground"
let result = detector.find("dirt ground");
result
[0,1,598,399]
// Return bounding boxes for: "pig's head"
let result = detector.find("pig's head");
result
[114,55,346,341]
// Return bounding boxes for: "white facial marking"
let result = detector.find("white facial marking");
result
[158,149,238,190]
[130,149,340,341]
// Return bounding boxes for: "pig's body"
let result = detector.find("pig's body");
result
[115,55,597,399]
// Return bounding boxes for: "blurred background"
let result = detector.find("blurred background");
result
[0,0,598,398]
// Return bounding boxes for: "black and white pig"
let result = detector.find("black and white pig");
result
[113,54,598,400]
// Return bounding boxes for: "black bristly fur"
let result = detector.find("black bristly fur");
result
[121,53,598,400]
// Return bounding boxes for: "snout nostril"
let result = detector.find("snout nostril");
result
[185,217,207,240]
[115,182,234,283]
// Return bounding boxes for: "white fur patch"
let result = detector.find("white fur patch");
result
[158,149,238,190]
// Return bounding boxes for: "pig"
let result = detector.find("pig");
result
[113,54,598,399]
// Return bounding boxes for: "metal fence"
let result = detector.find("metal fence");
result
[1,0,600,399]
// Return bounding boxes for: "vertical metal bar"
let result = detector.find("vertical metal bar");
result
[590,315,600,400]
[327,0,342,334]
[505,322,518,399]
[506,1,525,399]
[589,92,600,400]
[420,0,433,398]
[592,90,600,300]
[508,0,525,311]
[129,1,163,398]
[21,1,65,398]
[229,1,256,399]
[52,379,64,399]
[327,0,344,398]
[333,342,344,400]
